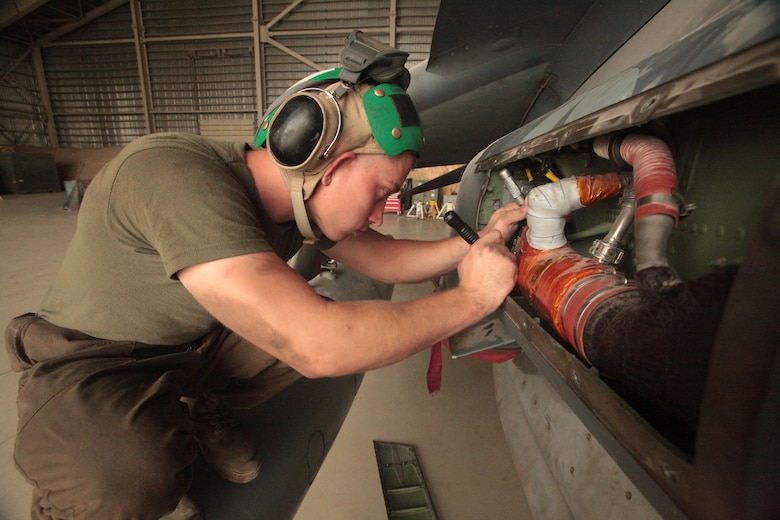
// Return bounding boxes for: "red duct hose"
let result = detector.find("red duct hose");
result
[517,229,634,361]
[516,134,736,437]
[517,134,681,361]
[593,134,680,222]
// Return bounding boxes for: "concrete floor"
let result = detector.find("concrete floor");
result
[0,192,531,519]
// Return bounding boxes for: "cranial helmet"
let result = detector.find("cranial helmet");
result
[255,30,424,242]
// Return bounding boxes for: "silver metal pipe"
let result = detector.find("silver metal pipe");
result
[498,168,525,205]
[590,184,635,265]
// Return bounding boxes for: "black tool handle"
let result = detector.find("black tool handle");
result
[443,210,480,245]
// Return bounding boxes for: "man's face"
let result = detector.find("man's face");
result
[307,152,415,242]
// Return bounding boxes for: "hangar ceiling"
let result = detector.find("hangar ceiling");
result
[0,0,120,45]
[0,0,438,148]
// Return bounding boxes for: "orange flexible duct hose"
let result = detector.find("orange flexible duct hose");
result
[517,134,681,361]
[516,228,634,361]
[516,135,735,436]
[575,172,625,205]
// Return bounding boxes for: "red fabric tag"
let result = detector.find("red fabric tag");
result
[427,338,444,393]
[468,349,520,364]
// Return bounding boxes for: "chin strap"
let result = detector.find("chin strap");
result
[290,175,318,244]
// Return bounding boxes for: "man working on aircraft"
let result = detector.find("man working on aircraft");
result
[5,39,526,518]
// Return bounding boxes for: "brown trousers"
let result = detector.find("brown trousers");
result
[5,313,302,519]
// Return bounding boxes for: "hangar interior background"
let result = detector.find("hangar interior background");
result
[0,3,530,519]
[0,0,439,148]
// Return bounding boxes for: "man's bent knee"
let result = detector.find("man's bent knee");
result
[16,357,199,518]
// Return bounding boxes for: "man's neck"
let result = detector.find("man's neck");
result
[245,148,295,224]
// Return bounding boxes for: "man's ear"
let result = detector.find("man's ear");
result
[320,151,357,186]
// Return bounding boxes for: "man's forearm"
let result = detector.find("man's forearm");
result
[330,231,469,284]
[284,284,490,377]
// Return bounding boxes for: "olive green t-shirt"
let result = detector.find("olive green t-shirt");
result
[39,133,304,345]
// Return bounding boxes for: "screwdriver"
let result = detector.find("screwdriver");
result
[443,210,480,245]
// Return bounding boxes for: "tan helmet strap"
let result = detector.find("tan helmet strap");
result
[290,174,317,243]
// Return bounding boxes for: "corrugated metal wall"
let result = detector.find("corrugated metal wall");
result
[0,0,438,148]
[0,44,46,147]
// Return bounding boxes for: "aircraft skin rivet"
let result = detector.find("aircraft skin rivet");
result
[392,128,402,139]
[374,87,386,97]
